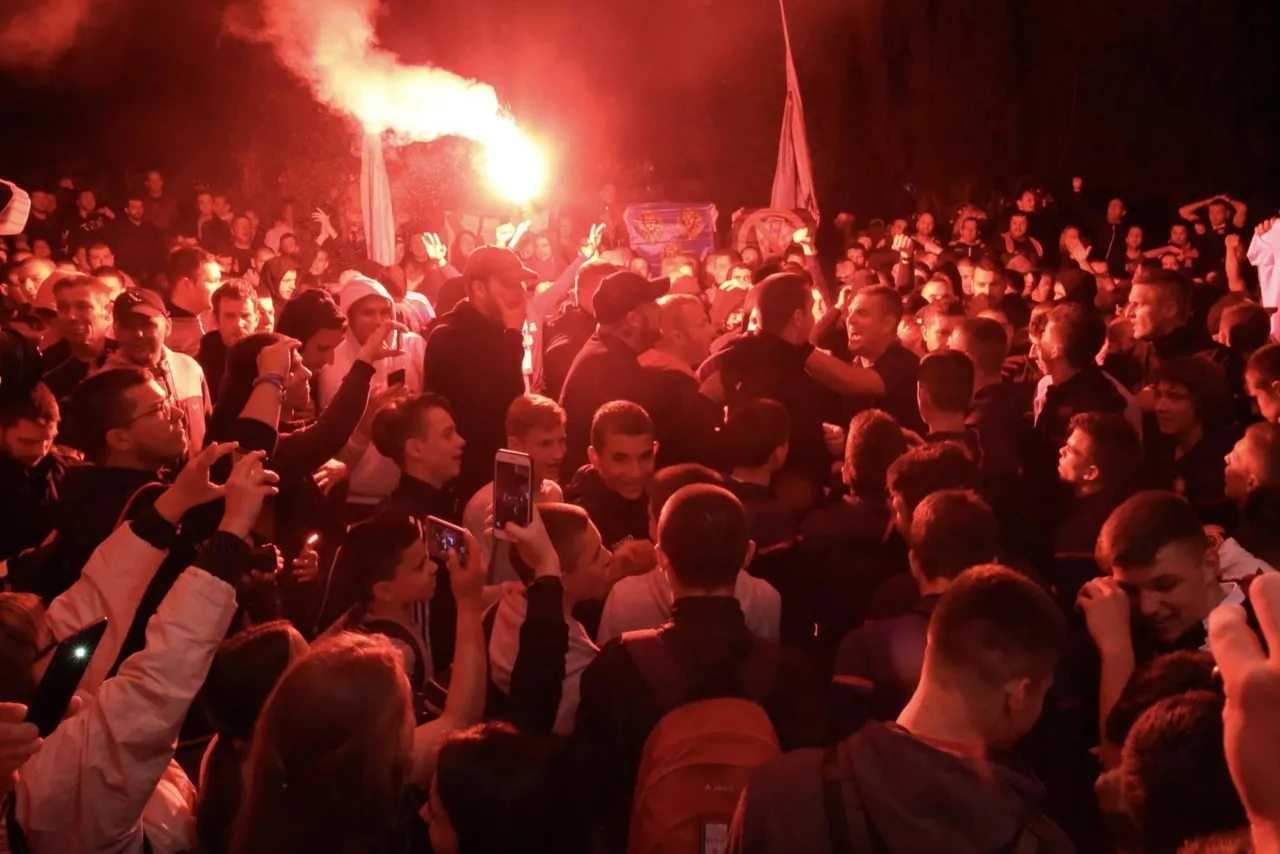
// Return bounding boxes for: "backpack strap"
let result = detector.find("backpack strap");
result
[622,630,690,712]
[821,742,880,854]
[362,619,428,689]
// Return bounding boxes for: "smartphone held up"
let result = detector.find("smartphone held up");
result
[492,449,533,541]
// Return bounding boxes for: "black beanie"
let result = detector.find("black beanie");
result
[275,289,346,345]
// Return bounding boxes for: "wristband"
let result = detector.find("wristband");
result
[253,373,286,392]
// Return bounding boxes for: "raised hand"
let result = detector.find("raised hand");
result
[257,336,302,379]
[491,504,560,579]
[448,529,487,605]
[312,209,337,242]
[1077,576,1132,654]
[356,320,407,364]
[218,451,280,539]
[154,441,240,522]
[421,233,448,265]
[582,223,606,259]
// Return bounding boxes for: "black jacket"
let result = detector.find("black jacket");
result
[646,365,724,470]
[424,300,527,498]
[380,472,463,672]
[563,465,649,549]
[112,218,165,283]
[0,450,73,565]
[196,332,230,404]
[1036,366,1129,451]
[574,596,828,850]
[559,331,660,476]
[705,333,840,489]
[542,304,596,401]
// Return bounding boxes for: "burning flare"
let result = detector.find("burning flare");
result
[247,0,545,203]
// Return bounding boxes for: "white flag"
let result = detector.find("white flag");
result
[361,133,396,266]
[770,0,819,224]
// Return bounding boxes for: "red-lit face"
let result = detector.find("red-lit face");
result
[589,431,656,501]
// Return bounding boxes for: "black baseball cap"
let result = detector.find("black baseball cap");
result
[593,271,670,324]
[462,246,540,287]
[114,288,169,324]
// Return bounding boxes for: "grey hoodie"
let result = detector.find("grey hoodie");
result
[730,721,1075,854]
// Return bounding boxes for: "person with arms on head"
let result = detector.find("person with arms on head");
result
[732,565,1073,854]
[317,274,426,515]
[831,490,1001,739]
[559,269,669,475]
[160,246,221,357]
[575,484,827,852]
[638,293,724,468]
[564,400,656,551]
[197,280,258,403]
[425,246,538,498]
[40,274,115,401]
[1079,490,1251,767]
[1179,194,1248,274]
[1148,356,1239,525]
[7,448,276,854]
[461,393,566,584]
[598,463,781,645]
[0,384,69,564]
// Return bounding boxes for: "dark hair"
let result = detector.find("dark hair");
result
[918,350,974,414]
[505,394,564,440]
[1104,650,1217,746]
[910,490,1000,581]
[647,464,724,520]
[755,273,811,335]
[435,723,583,854]
[275,289,347,345]
[207,333,282,442]
[509,504,592,584]
[0,593,45,703]
[0,382,58,429]
[62,367,150,462]
[575,261,618,315]
[1048,302,1107,369]
[724,399,790,468]
[657,484,750,590]
[211,280,259,315]
[370,393,454,467]
[845,409,908,499]
[197,621,307,854]
[1068,412,1143,489]
[1219,301,1271,353]
[887,442,980,513]
[1247,341,1280,384]
[1121,692,1246,853]
[1153,356,1230,424]
[928,564,1066,686]
[51,273,111,300]
[164,246,212,294]
[336,515,424,619]
[953,317,1008,375]
[589,400,653,453]
[1137,269,1195,317]
[1238,482,1280,566]
[858,285,905,322]
[1097,491,1208,571]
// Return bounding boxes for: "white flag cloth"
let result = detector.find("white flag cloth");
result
[361,133,396,266]
[769,0,819,224]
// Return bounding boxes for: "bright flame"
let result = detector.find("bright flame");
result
[252,0,546,201]
[482,122,547,206]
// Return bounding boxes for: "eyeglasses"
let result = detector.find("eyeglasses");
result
[129,398,178,423]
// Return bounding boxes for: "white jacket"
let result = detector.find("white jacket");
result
[597,567,781,646]
[1247,219,1280,339]
[12,522,239,854]
[318,276,427,505]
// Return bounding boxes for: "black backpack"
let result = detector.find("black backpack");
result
[821,739,1055,854]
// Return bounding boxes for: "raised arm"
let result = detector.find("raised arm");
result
[804,348,887,397]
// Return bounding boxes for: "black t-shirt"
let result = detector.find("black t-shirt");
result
[1194,224,1240,274]
[847,341,924,434]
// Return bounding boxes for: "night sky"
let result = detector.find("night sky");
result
[2,0,1279,226]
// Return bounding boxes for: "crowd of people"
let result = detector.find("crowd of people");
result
[0,168,1279,854]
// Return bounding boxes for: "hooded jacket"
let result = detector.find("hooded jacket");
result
[317,276,426,505]
[730,721,1075,854]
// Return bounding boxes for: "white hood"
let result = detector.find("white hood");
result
[338,274,393,314]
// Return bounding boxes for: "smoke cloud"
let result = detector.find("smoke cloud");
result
[0,0,98,68]
[247,0,511,145]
